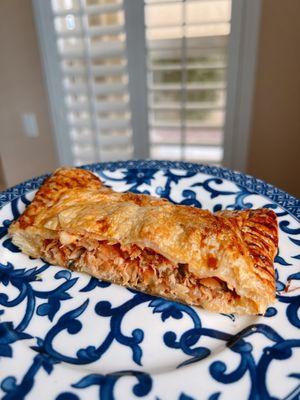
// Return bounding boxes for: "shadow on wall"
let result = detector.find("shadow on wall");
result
[0,156,6,191]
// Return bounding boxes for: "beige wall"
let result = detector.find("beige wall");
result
[247,0,300,198]
[0,156,6,191]
[0,0,58,188]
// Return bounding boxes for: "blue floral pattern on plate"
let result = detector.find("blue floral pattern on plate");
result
[0,160,299,400]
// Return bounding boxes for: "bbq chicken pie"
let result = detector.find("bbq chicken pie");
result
[8,167,278,315]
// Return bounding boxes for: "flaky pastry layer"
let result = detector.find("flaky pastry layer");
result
[8,167,278,315]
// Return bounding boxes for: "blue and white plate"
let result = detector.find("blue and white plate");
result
[0,160,299,400]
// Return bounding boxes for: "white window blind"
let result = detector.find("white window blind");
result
[51,0,134,165]
[145,0,231,164]
[34,0,260,168]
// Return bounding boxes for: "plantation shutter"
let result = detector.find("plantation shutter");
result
[50,0,140,165]
[35,0,233,166]
[145,0,231,164]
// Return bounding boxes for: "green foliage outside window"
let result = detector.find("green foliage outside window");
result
[151,54,226,121]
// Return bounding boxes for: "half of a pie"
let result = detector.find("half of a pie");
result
[8,167,278,315]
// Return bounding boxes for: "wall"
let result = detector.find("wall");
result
[247,0,300,198]
[0,156,6,191]
[0,0,58,188]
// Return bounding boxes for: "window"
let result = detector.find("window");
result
[33,0,261,169]
[50,0,133,165]
[145,0,231,164]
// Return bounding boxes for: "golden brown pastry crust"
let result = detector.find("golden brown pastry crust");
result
[8,167,278,315]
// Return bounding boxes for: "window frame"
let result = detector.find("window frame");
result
[223,0,262,172]
[32,0,261,169]
[32,0,74,165]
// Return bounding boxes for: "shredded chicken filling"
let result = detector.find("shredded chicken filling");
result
[42,236,239,304]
